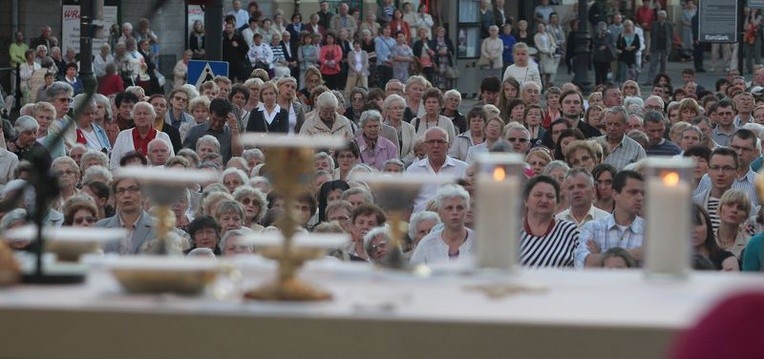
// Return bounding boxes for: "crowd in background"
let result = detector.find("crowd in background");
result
[2,0,764,271]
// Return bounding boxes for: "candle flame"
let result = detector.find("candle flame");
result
[662,172,680,187]
[493,167,506,181]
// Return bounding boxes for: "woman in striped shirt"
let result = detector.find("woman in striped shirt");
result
[520,175,580,268]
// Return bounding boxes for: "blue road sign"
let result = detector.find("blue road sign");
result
[187,60,229,88]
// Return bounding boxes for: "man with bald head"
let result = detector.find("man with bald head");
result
[406,127,469,212]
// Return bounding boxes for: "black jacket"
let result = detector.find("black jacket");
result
[246,107,290,133]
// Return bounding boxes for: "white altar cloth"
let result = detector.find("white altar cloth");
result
[0,262,761,359]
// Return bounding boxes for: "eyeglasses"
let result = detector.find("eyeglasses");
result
[337,153,356,159]
[115,185,142,195]
[708,165,737,172]
[240,197,258,206]
[173,96,188,102]
[74,216,97,225]
[425,139,448,145]
[370,240,388,251]
[506,137,529,143]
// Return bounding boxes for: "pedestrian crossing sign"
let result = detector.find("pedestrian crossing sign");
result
[187,60,229,88]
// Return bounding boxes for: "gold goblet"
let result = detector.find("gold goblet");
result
[239,133,345,301]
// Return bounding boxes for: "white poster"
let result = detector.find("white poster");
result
[62,5,118,54]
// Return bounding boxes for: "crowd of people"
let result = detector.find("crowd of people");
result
[1,0,764,272]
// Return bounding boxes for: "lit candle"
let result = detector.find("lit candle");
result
[476,166,521,270]
[645,167,692,277]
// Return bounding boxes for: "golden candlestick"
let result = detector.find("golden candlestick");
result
[239,134,346,301]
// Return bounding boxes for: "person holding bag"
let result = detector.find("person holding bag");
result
[478,25,503,79]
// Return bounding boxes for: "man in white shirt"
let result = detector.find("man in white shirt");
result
[406,127,469,212]
[556,168,610,228]
[227,0,250,29]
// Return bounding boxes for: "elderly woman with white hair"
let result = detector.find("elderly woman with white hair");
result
[382,94,417,165]
[46,82,75,149]
[220,167,248,194]
[195,135,221,161]
[355,110,398,171]
[82,165,113,186]
[51,156,81,211]
[410,184,475,265]
[80,150,109,173]
[72,94,111,153]
[364,225,393,263]
[233,185,268,231]
[623,96,645,116]
[220,228,256,256]
[8,115,51,167]
[299,91,355,139]
[109,101,174,169]
[408,210,441,248]
[441,89,467,134]
[241,148,265,169]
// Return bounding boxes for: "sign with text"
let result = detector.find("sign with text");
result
[61,0,119,53]
[698,0,738,43]
[187,60,229,88]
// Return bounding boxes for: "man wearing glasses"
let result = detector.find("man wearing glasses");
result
[693,147,741,233]
[695,129,761,208]
[96,177,158,255]
[406,127,468,212]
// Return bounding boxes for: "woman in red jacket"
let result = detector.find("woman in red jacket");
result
[388,9,411,45]
[319,32,344,90]
[97,62,124,97]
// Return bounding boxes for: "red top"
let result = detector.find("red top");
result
[98,73,124,97]
[131,127,157,156]
[388,20,411,43]
[635,7,655,28]
[319,44,343,75]
[75,129,88,145]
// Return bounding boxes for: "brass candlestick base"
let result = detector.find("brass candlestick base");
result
[239,134,348,302]
[243,246,332,301]
[244,278,332,301]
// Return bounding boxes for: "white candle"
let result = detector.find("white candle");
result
[645,172,691,276]
[475,167,521,270]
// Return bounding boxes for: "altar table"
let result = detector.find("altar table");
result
[0,264,761,359]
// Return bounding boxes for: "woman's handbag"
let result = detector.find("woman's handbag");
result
[445,65,459,79]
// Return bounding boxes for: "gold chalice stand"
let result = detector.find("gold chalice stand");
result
[239,134,346,301]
